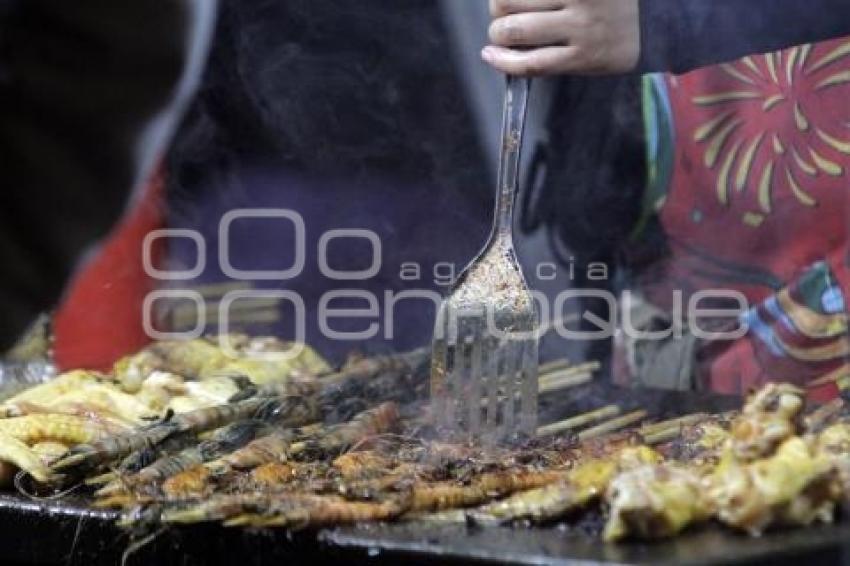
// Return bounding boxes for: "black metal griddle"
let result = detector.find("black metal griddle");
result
[2,384,849,566]
[4,492,850,566]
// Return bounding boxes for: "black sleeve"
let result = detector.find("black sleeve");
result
[638,0,850,74]
[0,0,215,349]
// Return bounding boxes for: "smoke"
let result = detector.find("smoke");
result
[169,0,490,196]
[163,0,496,360]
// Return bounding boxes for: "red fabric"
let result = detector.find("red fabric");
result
[650,39,850,311]
[653,39,850,398]
[53,172,165,371]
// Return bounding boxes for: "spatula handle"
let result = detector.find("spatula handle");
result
[493,75,531,243]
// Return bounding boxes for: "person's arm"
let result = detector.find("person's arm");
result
[640,0,850,74]
[482,0,850,76]
[0,0,216,349]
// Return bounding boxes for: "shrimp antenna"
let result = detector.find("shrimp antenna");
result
[14,470,80,501]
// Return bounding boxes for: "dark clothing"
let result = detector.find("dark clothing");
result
[639,0,850,73]
[0,0,848,353]
[164,0,494,363]
[0,0,214,349]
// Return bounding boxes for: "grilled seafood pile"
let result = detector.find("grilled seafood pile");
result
[1,336,850,544]
[0,336,330,484]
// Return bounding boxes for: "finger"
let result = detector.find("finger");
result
[481,45,581,76]
[488,12,571,47]
[490,0,566,17]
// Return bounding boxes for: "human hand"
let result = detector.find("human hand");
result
[482,0,641,76]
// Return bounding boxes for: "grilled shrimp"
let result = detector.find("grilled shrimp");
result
[208,359,310,387]
[118,431,199,476]
[88,429,203,487]
[332,451,393,480]
[54,393,313,476]
[165,375,242,414]
[161,465,213,499]
[225,494,411,528]
[467,447,661,524]
[163,492,410,527]
[167,393,315,434]
[316,349,429,412]
[39,384,156,423]
[161,493,271,523]
[0,400,138,431]
[98,420,265,497]
[248,462,302,490]
[252,377,321,401]
[119,338,229,381]
[61,397,266,473]
[0,431,53,483]
[50,422,179,474]
[204,429,293,476]
[115,335,330,389]
[170,398,266,434]
[0,414,118,445]
[211,335,331,385]
[31,442,69,466]
[252,395,320,427]
[409,470,563,514]
[294,402,399,459]
[0,370,103,410]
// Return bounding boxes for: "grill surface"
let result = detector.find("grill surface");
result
[2,493,850,566]
[2,384,848,566]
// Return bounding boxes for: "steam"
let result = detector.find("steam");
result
[164,0,495,362]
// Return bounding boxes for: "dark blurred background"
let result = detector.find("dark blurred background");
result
[159,0,641,364]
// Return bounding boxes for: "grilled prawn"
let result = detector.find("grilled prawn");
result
[469,446,661,524]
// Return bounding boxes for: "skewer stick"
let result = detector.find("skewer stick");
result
[577,410,648,441]
[639,413,708,436]
[536,405,621,437]
[538,358,572,375]
[538,373,593,394]
[642,410,738,444]
[538,362,601,387]
[643,427,681,446]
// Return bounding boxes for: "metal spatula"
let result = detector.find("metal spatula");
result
[430,76,538,443]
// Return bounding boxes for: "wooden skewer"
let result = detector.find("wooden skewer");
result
[643,426,682,446]
[640,413,708,436]
[536,405,621,438]
[538,372,593,394]
[578,410,648,441]
[538,358,572,375]
[538,362,601,386]
[643,410,739,444]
